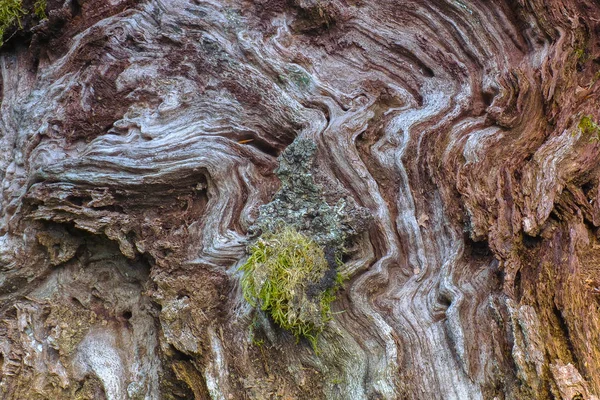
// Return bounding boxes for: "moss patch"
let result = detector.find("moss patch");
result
[579,115,600,141]
[0,0,24,44]
[240,227,343,349]
[0,0,47,46]
[33,0,46,19]
[243,138,370,350]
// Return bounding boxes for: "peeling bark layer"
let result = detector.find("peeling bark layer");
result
[1,0,600,399]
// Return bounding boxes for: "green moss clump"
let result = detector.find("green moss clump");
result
[0,0,25,44]
[240,227,343,349]
[33,0,46,19]
[579,115,600,141]
[0,0,47,46]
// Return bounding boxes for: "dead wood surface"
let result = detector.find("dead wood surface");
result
[1,0,600,399]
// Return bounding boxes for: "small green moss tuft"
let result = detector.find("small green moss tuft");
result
[0,0,25,45]
[579,115,600,141]
[0,0,47,46]
[240,227,344,350]
[33,0,46,20]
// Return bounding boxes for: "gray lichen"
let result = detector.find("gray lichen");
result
[251,138,371,251]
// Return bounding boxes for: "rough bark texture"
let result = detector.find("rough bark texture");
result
[1,0,600,399]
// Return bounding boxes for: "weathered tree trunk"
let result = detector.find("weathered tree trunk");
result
[1,0,600,398]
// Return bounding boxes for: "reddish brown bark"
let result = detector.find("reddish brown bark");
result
[1,0,599,398]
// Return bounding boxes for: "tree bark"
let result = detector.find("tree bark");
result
[1,0,600,399]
